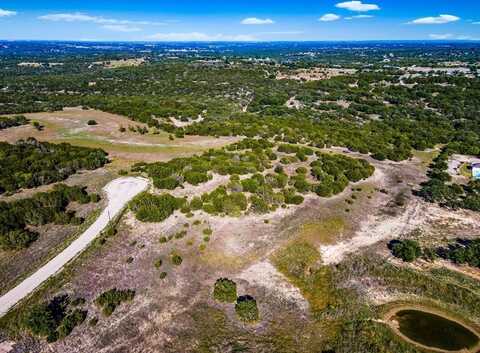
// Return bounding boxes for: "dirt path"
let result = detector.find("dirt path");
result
[320,198,424,265]
[0,177,149,317]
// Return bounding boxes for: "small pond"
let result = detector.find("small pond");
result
[391,309,479,352]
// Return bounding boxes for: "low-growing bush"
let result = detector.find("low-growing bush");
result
[95,288,135,317]
[213,278,237,303]
[235,295,259,322]
[171,253,183,266]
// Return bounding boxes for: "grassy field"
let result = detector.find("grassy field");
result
[0,108,237,164]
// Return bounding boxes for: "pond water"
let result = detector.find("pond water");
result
[393,309,479,351]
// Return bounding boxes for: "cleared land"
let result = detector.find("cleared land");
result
[0,108,237,164]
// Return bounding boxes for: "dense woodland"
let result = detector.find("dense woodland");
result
[0,184,99,250]
[0,138,108,194]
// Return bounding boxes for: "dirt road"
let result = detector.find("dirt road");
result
[0,177,149,317]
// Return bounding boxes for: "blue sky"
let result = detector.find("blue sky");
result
[0,1,479,41]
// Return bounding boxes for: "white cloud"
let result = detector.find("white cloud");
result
[241,17,275,25]
[428,33,476,40]
[335,1,379,12]
[429,33,453,40]
[319,14,341,22]
[456,35,473,40]
[345,15,374,19]
[148,32,256,41]
[38,12,165,26]
[0,9,17,17]
[259,31,304,35]
[102,25,141,33]
[410,14,460,25]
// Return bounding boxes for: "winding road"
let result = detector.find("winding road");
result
[0,177,149,317]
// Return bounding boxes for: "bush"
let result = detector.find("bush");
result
[87,120,97,125]
[153,177,179,190]
[154,258,163,268]
[129,193,184,222]
[390,240,422,262]
[171,253,183,266]
[95,288,135,317]
[235,295,259,322]
[0,229,38,250]
[213,278,237,303]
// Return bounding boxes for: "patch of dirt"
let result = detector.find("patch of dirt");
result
[237,260,309,312]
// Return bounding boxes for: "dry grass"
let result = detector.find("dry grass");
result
[0,108,237,163]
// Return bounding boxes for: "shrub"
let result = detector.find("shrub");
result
[87,120,97,125]
[171,253,183,266]
[235,295,259,322]
[0,229,38,250]
[154,258,163,268]
[129,193,184,222]
[284,190,304,205]
[95,288,135,316]
[153,177,179,190]
[213,278,237,303]
[249,195,270,214]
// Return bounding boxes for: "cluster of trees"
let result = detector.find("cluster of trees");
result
[389,237,480,267]
[213,278,258,322]
[0,138,108,194]
[131,140,373,220]
[133,143,274,191]
[311,152,374,197]
[0,115,28,130]
[437,239,480,268]
[389,239,422,262]
[418,147,480,211]
[23,295,87,342]
[129,192,185,222]
[95,288,135,317]
[0,184,98,250]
